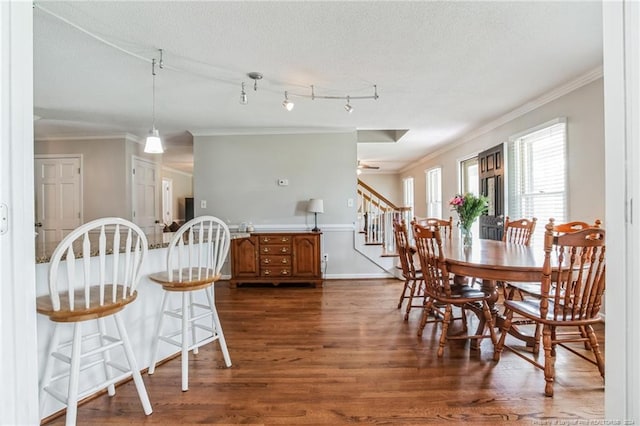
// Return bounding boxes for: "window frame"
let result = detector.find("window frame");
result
[507,117,568,242]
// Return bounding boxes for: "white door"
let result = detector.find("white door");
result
[34,156,82,253]
[162,178,173,224]
[132,157,161,237]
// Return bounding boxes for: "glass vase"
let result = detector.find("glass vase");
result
[461,225,473,248]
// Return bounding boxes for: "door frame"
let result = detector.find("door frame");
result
[34,153,84,226]
[0,3,39,424]
[162,177,173,224]
[131,155,161,227]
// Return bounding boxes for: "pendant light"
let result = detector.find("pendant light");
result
[144,57,163,153]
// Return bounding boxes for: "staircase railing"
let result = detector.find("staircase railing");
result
[357,179,412,255]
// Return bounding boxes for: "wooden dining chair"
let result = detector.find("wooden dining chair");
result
[413,216,453,238]
[412,222,497,357]
[505,219,603,353]
[148,215,232,391]
[393,220,423,320]
[493,219,606,397]
[37,218,152,426]
[502,216,537,245]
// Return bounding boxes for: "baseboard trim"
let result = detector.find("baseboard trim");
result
[324,273,396,280]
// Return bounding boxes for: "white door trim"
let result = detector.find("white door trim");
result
[162,177,173,224]
[34,154,84,225]
[0,3,39,425]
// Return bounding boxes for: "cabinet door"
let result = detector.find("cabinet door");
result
[292,234,320,277]
[231,236,259,277]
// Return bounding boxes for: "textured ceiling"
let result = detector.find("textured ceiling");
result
[33,1,603,173]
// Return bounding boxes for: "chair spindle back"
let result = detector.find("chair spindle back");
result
[47,217,148,312]
[540,219,606,321]
[166,216,231,282]
[503,216,537,246]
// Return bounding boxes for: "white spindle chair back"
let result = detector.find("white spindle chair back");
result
[46,217,148,312]
[166,216,230,283]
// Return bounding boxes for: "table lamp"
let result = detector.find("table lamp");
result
[308,199,324,232]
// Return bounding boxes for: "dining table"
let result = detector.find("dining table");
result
[436,235,547,348]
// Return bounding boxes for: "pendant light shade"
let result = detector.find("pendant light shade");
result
[144,56,163,154]
[144,127,163,153]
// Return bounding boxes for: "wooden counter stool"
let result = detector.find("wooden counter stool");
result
[147,216,231,391]
[37,218,152,426]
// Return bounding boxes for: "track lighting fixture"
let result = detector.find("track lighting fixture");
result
[344,96,353,113]
[282,91,294,111]
[239,82,248,105]
[144,56,163,154]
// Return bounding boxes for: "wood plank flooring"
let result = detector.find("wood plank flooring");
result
[43,279,604,425]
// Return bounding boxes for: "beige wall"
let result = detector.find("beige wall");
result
[35,136,164,224]
[35,137,129,221]
[358,173,402,206]
[162,167,193,222]
[403,78,605,225]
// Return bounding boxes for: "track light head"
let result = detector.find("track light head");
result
[282,91,294,111]
[344,96,353,113]
[240,82,248,105]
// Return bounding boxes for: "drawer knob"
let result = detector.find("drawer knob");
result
[281,270,289,275]
[281,248,288,253]
[281,237,289,242]
[281,259,288,264]
[263,248,269,253]
[264,270,271,275]
[263,237,270,243]
[263,259,270,264]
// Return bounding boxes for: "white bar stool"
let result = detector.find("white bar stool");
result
[147,215,232,391]
[37,218,153,426]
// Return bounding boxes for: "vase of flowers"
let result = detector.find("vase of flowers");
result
[449,193,489,247]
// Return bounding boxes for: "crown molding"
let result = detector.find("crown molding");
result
[34,132,139,143]
[161,166,193,178]
[401,65,604,173]
[190,127,355,137]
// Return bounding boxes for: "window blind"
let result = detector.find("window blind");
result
[508,120,566,244]
[426,168,442,218]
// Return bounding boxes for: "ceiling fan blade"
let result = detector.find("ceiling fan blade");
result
[357,161,380,169]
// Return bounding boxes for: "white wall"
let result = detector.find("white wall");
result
[403,78,605,226]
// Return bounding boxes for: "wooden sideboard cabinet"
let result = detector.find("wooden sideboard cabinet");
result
[229,232,322,288]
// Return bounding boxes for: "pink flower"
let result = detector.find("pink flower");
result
[449,195,464,206]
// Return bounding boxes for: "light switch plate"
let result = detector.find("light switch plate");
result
[200,200,207,208]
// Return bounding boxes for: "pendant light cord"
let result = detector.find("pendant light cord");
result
[151,58,156,129]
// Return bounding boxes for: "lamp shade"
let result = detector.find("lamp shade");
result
[308,198,324,214]
[144,128,163,153]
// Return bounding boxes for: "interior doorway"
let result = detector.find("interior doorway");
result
[34,155,83,253]
[132,156,161,237]
[162,178,173,225]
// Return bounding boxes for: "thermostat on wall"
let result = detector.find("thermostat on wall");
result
[277,178,289,186]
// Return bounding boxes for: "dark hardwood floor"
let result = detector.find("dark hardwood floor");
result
[43,279,604,425]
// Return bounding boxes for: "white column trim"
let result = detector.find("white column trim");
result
[603,0,639,421]
[0,2,39,425]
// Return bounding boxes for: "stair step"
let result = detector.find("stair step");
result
[380,252,399,258]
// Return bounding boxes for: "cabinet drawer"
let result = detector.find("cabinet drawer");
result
[260,235,292,244]
[261,255,291,266]
[260,267,292,277]
[260,244,290,254]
